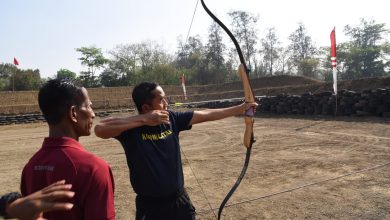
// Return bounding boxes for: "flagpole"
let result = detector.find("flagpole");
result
[13,57,19,92]
[333,67,337,116]
[180,73,187,100]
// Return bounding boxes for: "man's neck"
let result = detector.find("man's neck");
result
[48,124,79,141]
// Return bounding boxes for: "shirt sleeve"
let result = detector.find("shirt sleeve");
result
[169,110,194,132]
[83,161,115,220]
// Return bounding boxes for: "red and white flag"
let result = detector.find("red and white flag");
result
[330,27,337,95]
[179,74,187,100]
[13,57,19,66]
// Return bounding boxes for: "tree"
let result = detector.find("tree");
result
[99,69,123,87]
[107,43,139,85]
[105,41,175,86]
[144,64,178,85]
[0,63,17,90]
[0,63,16,78]
[12,69,42,91]
[176,36,207,84]
[224,49,241,82]
[137,40,173,77]
[288,22,318,77]
[56,69,76,80]
[206,21,225,67]
[339,18,389,79]
[261,27,281,76]
[205,21,229,84]
[76,46,108,87]
[176,35,204,69]
[0,64,42,91]
[251,59,267,78]
[137,41,153,73]
[228,10,259,73]
[274,48,292,75]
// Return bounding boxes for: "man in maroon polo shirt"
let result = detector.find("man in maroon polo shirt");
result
[21,79,115,220]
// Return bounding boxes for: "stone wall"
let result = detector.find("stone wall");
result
[259,88,390,117]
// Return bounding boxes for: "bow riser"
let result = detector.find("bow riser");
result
[238,64,255,148]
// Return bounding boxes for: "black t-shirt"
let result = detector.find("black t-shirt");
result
[115,110,193,197]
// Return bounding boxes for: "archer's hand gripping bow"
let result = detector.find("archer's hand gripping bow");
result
[200,0,256,219]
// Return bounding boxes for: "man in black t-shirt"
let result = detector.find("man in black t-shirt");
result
[95,82,257,220]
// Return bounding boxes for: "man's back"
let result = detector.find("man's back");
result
[21,137,115,220]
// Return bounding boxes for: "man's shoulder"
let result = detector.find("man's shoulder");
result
[47,145,111,174]
[21,148,78,181]
[73,149,109,167]
[24,147,73,167]
[168,110,193,118]
[76,153,112,183]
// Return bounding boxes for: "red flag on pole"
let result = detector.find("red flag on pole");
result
[330,27,337,67]
[330,27,337,95]
[13,57,19,66]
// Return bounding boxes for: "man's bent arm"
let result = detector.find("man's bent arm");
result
[94,115,146,139]
[190,102,257,125]
[94,110,170,139]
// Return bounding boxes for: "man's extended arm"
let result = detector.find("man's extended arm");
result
[94,110,170,139]
[190,102,257,125]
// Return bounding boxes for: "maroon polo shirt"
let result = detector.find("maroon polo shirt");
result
[21,137,115,220]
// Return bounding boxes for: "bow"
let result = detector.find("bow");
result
[199,0,256,219]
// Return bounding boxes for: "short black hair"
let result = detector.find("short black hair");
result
[38,79,84,125]
[132,82,159,113]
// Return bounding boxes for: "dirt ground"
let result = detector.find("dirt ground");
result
[0,113,389,220]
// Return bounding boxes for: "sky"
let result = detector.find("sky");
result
[1,0,389,78]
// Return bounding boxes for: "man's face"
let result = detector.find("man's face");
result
[144,86,168,112]
[74,88,95,136]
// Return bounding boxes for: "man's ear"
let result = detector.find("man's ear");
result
[70,106,78,123]
[141,104,150,113]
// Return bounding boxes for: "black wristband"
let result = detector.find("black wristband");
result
[0,192,23,218]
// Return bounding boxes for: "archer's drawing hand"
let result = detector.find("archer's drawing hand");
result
[144,110,170,126]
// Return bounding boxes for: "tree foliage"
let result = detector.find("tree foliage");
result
[228,10,259,73]
[102,41,177,86]
[261,27,281,76]
[0,63,42,91]
[76,46,108,87]
[206,22,225,67]
[338,18,389,79]
[288,22,318,77]
[13,69,41,91]
[56,68,76,80]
